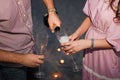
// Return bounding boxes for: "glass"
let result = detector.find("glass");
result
[34,30,49,79]
[55,27,81,72]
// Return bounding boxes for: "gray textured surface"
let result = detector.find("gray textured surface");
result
[31,0,86,80]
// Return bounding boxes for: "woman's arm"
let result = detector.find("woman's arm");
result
[75,16,91,37]
[69,17,91,41]
[61,39,112,54]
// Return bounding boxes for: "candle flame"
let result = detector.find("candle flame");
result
[57,48,61,52]
[59,59,65,64]
[51,72,62,79]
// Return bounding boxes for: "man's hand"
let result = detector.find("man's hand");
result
[48,13,61,33]
[20,53,44,67]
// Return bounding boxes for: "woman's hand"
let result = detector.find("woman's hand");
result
[61,39,91,55]
[69,32,81,41]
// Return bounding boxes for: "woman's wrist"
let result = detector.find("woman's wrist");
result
[85,39,94,49]
[85,39,92,49]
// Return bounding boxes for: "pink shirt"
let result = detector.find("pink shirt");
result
[0,0,34,53]
[82,0,120,80]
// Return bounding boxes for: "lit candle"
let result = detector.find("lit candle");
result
[57,48,61,52]
[59,59,64,64]
[51,72,62,79]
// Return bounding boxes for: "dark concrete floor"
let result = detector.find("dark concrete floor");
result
[31,0,86,80]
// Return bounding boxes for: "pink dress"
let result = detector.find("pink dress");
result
[82,0,120,80]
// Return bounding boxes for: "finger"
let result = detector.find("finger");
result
[63,45,75,54]
[50,26,54,33]
[56,23,61,27]
[38,55,45,59]
[33,63,43,67]
[65,49,74,54]
[61,42,71,47]
[68,36,73,41]
[34,63,40,67]
[30,63,40,68]
[63,45,72,51]
[48,23,55,33]
[65,53,71,55]
[36,59,44,64]
[39,58,44,61]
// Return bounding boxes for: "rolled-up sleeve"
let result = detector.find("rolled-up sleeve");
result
[106,22,120,52]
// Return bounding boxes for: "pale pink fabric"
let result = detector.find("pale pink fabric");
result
[0,0,34,53]
[82,0,120,80]
[0,0,34,66]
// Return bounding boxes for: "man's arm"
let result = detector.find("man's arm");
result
[0,50,44,67]
[43,0,55,9]
[43,0,61,33]
[0,50,23,63]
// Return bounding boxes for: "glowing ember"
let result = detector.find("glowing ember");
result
[59,59,64,64]
[57,48,61,52]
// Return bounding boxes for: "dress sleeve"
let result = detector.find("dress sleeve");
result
[83,0,89,16]
[106,22,120,52]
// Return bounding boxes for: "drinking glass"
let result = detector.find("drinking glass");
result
[55,27,81,72]
[34,30,49,79]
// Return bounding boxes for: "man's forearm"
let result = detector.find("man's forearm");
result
[43,0,55,9]
[0,50,23,64]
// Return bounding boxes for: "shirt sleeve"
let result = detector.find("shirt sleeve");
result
[83,0,89,16]
[106,22,120,52]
